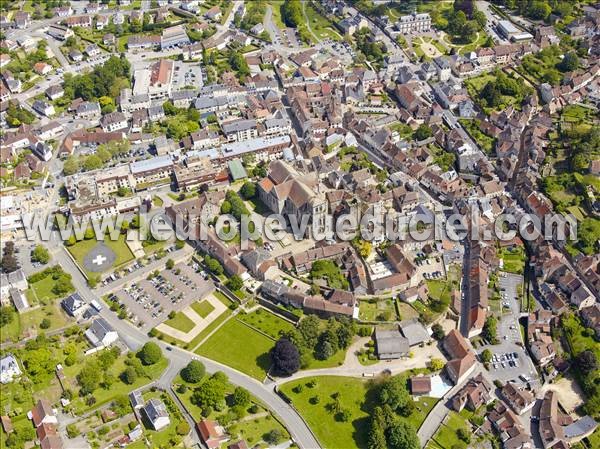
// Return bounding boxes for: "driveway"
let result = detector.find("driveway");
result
[273,337,446,385]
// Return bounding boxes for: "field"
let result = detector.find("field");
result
[191,299,215,318]
[303,2,342,42]
[561,105,595,135]
[163,311,196,333]
[237,308,295,339]
[280,376,372,449]
[359,298,398,321]
[459,119,496,154]
[195,317,277,380]
[27,274,63,303]
[406,396,440,430]
[426,411,471,449]
[498,246,526,274]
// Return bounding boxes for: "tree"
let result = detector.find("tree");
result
[558,51,579,72]
[181,360,205,383]
[527,1,551,20]
[120,366,138,385]
[166,258,175,270]
[483,315,498,344]
[387,421,420,449]
[176,421,190,435]
[1,241,19,273]
[66,424,78,438]
[481,82,501,108]
[239,182,256,199]
[431,324,445,340]
[83,154,103,171]
[414,124,432,141]
[368,407,388,449]
[0,306,15,327]
[77,361,102,395]
[379,375,411,414]
[137,342,162,365]
[84,227,95,240]
[481,349,493,364]
[316,340,335,360]
[271,338,300,376]
[297,315,321,348]
[63,156,80,175]
[264,429,283,445]
[31,245,50,264]
[576,350,598,374]
[40,318,51,329]
[226,274,243,291]
[191,373,228,411]
[204,256,224,275]
[430,358,445,371]
[232,386,251,407]
[221,200,232,214]
[52,275,74,296]
[457,427,470,443]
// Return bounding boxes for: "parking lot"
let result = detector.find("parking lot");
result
[479,272,539,386]
[406,248,447,282]
[109,261,213,330]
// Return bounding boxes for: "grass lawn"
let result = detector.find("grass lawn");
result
[196,318,275,380]
[359,299,397,321]
[426,279,451,304]
[163,311,195,333]
[429,411,470,449]
[156,292,234,349]
[191,300,215,318]
[18,301,70,337]
[0,316,20,342]
[567,205,586,221]
[67,234,134,275]
[237,308,295,339]
[302,347,347,370]
[304,3,342,41]
[397,302,419,321]
[280,376,372,449]
[27,275,62,303]
[152,195,164,207]
[407,396,440,430]
[228,412,291,447]
[459,119,496,154]
[499,246,526,274]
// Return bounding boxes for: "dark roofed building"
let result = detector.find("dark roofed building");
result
[375,328,409,360]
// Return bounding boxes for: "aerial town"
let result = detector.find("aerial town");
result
[0,1,599,449]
